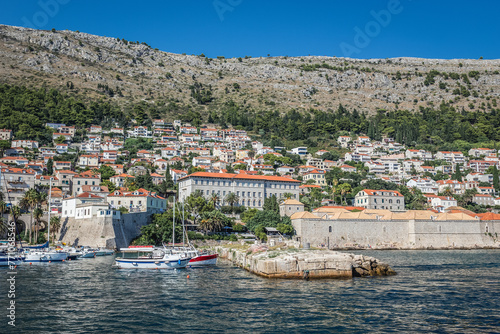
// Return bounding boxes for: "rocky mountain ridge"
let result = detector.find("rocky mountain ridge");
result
[1,24,499,115]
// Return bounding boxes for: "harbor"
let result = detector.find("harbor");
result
[1,249,499,333]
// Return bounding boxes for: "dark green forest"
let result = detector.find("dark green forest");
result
[1,83,500,151]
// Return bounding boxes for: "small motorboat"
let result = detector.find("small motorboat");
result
[95,248,114,256]
[79,248,97,258]
[63,247,83,260]
[114,247,191,269]
[24,249,68,262]
[188,250,218,267]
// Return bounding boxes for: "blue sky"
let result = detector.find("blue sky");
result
[1,0,498,59]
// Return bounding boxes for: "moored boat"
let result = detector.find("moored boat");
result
[79,247,97,258]
[0,252,23,266]
[24,250,68,262]
[114,247,191,269]
[95,248,114,256]
[189,251,218,267]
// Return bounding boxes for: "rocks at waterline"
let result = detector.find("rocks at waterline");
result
[214,245,396,279]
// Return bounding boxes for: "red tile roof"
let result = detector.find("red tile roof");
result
[361,189,403,197]
[183,172,300,183]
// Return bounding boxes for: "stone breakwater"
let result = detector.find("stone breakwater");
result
[214,245,396,279]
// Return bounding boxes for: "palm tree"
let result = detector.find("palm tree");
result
[23,189,39,244]
[11,205,21,221]
[199,211,228,234]
[225,192,239,212]
[282,192,294,200]
[0,200,6,224]
[10,205,25,241]
[337,183,352,206]
[210,193,220,209]
[50,216,61,243]
[33,207,44,244]
[0,217,7,238]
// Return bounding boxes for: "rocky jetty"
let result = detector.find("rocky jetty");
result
[214,244,396,279]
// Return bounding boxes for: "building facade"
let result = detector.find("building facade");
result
[178,172,301,209]
[354,189,405,211]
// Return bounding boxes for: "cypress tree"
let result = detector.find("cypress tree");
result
[493,165,499,192]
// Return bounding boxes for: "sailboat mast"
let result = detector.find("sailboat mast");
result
[47,177,52,248]
[172,196,176,247]
[182,203,185,246]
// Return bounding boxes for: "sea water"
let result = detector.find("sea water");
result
[1,250,499,333]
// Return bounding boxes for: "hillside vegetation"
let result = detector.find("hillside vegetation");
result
[1,24,500,150]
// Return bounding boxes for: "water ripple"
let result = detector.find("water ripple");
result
[1,250,499,333]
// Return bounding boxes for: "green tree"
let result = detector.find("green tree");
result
[55,136,67,144]
[136,209,183,245]
[225,192,239,212]
[210,193,220,209]
[0,200,6,224]
[493,165,499,192]
[241,208,258,224]
[33,207,44,244]
[164,165,174,189]
[277,222,294,235]
[452,164,463,181]
[0,140,10,158]
[49,216,61,243]
[245,210,291,232]
[263,195,279,214]
[100,180,116,193]
[185,191,213,225]
[232,223,247,232]
[23,188,39,244]
[98,164,116,180]
[199,210,231,234]
[337,183,352,205]
[46,158,54,175]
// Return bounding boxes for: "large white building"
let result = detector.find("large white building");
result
[106,188,167,213]
[354,189,405,211]
[178,172,301,209]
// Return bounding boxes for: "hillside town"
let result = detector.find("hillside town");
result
[1,118,500,244]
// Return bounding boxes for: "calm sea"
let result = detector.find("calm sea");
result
[1,250,499,333]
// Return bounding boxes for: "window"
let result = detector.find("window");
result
[329,226,332,233]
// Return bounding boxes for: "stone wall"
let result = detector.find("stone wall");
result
[292,218,500,249]
[56,212,153,249]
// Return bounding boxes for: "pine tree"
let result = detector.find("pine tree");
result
[164,164,174,189]
[493,165,499,192]
[47,158,54,175]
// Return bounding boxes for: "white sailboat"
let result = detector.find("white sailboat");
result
[114,197,191,269]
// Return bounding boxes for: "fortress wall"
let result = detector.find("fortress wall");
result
[292,218,500,249]
[56,212,152,249]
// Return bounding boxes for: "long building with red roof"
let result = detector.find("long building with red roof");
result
[178,172,300,209]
